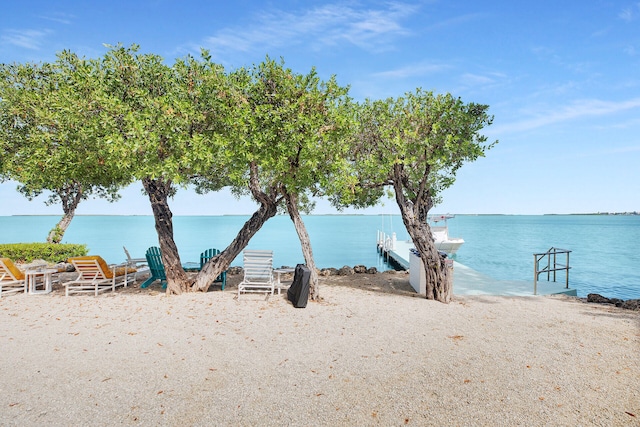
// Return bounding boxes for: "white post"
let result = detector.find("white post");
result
[391,232,397,250]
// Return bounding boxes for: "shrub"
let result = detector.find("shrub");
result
[0,243,88,263]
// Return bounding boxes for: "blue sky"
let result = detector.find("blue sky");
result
[1,0,639,215]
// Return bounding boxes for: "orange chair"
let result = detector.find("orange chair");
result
[0,258,26,297]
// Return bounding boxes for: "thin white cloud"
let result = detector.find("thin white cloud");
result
[373,62,451,78]
[576,144,640,159]
[202,2,419,57]
[39,12,74,25]
[494,98,640,134]
[597,115,640,130]
[452,71,511,96]
[619,2,640,21]
[460,73,496,86]
[422,12,485,32]
[619,8,634,21]
[608,145,640,153]
[0,29,51,50]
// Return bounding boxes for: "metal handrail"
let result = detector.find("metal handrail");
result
[533,247,571,295]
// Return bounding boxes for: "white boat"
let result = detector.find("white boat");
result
[428,214,464,255]
[377,214,464,260]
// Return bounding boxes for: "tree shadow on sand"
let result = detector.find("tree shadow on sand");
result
[317,272,421,298]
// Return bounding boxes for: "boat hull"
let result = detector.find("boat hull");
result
[434,239,464,255]
[430,225,464,255]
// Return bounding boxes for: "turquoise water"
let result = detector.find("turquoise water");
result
[1,214,638,300]
[440,215,640,301]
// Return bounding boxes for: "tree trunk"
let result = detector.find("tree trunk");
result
[409,221,451,303]
[192,161,281,292]
[284,191,320,301]
[47,183,83,243]
[47,210,75,244]
[142,177,190,294]
[192,201,278,291]
[392,168,451,303]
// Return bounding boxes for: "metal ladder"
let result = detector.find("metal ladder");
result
[533,247,571,295]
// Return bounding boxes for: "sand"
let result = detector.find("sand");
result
[1,271,639,426]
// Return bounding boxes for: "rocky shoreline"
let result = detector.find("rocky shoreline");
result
[586,293,640,311]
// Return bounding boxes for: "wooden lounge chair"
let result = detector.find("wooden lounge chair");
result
[200,248,227,290]
[237,250,275,297]
[64,256,136,296]
[0,258,26,297]
[140,246,167,289]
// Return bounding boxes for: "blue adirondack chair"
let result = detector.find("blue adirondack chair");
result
[200,248,227,290]
[140,246,167,289]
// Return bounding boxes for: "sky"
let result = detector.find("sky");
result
[1,0,639,216]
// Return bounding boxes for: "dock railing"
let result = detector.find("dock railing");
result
[533,247,571,295]
[377,231,396,253]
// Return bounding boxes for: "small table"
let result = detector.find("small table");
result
[273,268,295,295]
[25,268,57,294]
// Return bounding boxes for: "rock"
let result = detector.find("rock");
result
[587,293,613,304]
[337,266,354,276]
[383,269,407,275]
[366,267,378,274]
[59,262,75,272]
[227,266,243,275]
[319,268,338,276]
[22,259,48,269]
[621,299,640,311]
[587,294,640,311]
[353,265,367,274]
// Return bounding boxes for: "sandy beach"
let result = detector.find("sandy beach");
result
[1,271,639,426]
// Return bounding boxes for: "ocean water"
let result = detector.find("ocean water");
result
[1,214,638,300]
[446,215,640,301]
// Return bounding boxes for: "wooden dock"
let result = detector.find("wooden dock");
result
[378,239,577,297]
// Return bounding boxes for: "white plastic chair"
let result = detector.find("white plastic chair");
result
[237,250,275,297]
[123,246,147,269]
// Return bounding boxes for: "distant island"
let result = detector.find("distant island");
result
[560,212,639,216]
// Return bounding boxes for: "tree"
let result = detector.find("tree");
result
[193,58,352,300]
[0,52,131,243]
[95,46,307,296]
[96,44,235,294]
[339,90,496,302]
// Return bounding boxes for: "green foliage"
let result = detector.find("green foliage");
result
[213,57,352,211]
[333,89,497,212]
[97,44,231,189]
[2,45,498,291]
[0,53,132,203]
[0,243,88,263]
[48,225,65,244]
[0,51,134,243]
